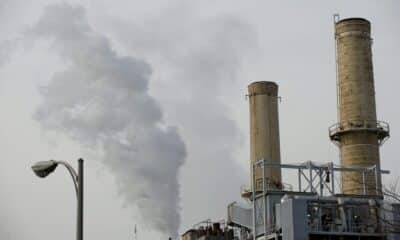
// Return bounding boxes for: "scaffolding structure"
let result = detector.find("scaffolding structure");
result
[250,160,390,240]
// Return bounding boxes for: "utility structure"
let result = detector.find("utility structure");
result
[329,18,390,196]
[182,16,400,240]
[247,82,282,193]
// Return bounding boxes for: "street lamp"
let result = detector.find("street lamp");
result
[31,158,84,240]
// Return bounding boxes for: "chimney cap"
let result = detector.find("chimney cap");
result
[248,81,277,87]
[248,81,278,96]
[336,17,370,25]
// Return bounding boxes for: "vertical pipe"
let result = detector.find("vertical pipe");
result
[319,170,323,196]
[77,158,84,240]
[298,169,302,192]
[262,160,266,236]
[309,163,313,192]
[333,14,341,122]
[318,203,322,231]
[362,170,366,195]
[374,166,379,196]
[252,163,256,240]
[331,166,335,195]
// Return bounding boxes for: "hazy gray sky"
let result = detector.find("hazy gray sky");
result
[0,1,399,240]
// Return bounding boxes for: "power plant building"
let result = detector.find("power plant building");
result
[181,17,399,240]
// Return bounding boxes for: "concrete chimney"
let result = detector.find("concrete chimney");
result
[248,81,282,192]
[330,18,389,196]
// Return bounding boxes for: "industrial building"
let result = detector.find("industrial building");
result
[181,17,400,240]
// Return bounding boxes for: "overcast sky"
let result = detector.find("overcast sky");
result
[0,1,399,240]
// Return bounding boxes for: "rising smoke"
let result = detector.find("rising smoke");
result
[108,6,257,225]
[31,3,186,237]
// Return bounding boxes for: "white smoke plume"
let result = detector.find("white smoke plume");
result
[107,6,258,226]
[30,3,186,237]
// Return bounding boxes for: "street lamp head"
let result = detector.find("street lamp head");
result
[31,160,58,178]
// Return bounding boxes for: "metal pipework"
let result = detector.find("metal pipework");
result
[330,18,389,196]
[248,81,282,193]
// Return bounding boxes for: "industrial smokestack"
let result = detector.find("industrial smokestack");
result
[248,81,282,193]
[330,18,389,196]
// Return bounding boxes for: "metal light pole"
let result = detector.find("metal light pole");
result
[31,158,84,240]
[77,158,83,240]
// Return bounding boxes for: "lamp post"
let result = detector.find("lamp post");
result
[31,158,84,240]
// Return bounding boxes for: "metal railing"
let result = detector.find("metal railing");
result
[309,221,379,234]
[329,120,390,144]
[241,182,293,196]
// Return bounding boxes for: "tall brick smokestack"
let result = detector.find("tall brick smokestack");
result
[248,81,282,192]
[329,18,389,196]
